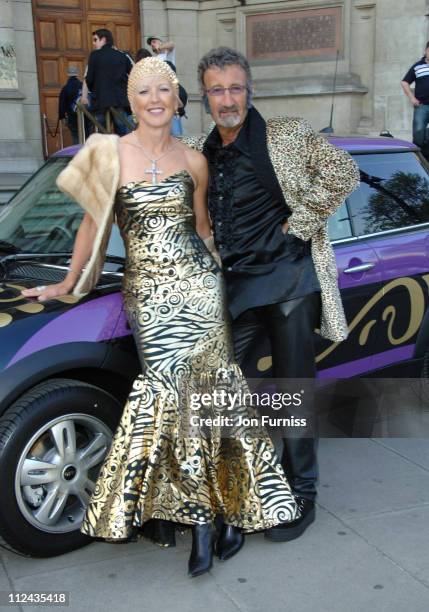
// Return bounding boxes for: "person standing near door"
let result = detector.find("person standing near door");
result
[86,28,133,136]
[401,42,429,159]
[147,36,176,65]
[58,66,82,144]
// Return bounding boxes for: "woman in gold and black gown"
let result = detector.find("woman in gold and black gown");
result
[23,58,299,577]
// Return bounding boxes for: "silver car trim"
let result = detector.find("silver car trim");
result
[331,222,429,246]
[344,263,375,274]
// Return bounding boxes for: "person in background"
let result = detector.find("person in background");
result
[58,66,82,144]
[401,42,429,159]
[80,65,90,107]
[165,60,188,137]
[86,28,133,136]
[135,48,152,62]
[147,36,176,65]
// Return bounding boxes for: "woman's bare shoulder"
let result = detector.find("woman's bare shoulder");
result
[178,141,207,168]
[118,133,138,148]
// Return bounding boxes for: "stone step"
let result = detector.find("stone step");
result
[0,172,32,205]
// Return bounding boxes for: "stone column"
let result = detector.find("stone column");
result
[0,0,42,202]
[139,0,169,47]
[351,1,376,133]
[139,0,201,134]
[165,1,200,134]
[373,0,428,141]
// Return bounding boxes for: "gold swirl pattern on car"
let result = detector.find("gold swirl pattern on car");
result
[0,283,80,327]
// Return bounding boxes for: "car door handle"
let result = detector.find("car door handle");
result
[343,262,375,274]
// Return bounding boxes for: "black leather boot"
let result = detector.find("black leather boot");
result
[141,519,176,547]
[188,523,215,578]
[216,524,244,561]
[265,497,315,542]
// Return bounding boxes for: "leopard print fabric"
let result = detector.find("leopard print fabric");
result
[184,116,360,342]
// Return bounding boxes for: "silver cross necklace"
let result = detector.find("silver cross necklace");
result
[133,133,176,185]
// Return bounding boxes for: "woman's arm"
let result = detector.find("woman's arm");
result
[190,151,221,265]
[191,152,211,240]
[21,212,96,301]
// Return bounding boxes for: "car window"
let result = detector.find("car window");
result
[0,157,125,262]
[348,152,429,236]
[328,200,353,241]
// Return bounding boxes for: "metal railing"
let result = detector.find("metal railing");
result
[41,106,136,156]
[41,114,63,158]
[76,103,135,145]
[76,102,107,141]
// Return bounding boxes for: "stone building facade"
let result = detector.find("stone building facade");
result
[1,0,429,197]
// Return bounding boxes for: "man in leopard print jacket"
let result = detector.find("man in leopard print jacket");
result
[185,47,360,544]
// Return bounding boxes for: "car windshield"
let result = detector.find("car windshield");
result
[0,156,125,261]
[0,158,81,255]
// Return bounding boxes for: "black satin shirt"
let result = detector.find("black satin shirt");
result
[204,116,320,319]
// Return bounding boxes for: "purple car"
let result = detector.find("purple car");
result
[1,135,428,557]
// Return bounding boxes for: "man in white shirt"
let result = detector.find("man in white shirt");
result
[147,36,176,65]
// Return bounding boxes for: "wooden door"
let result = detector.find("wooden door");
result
[32,0,140,156]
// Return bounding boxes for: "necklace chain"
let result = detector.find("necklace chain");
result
[133,133,176,185]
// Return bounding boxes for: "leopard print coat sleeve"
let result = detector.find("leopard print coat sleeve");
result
[266,117,360,341]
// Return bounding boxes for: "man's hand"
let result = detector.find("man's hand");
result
[281,220,289,234]
[22,280,74,302]
[401,81,421,107]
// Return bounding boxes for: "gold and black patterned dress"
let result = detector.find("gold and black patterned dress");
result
[80,170,298,540]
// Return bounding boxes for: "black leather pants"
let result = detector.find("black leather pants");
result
[232,292,321,501]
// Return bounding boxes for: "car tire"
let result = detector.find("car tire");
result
[0,378,121,557]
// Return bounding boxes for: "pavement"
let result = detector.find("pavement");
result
[1,438,429,612]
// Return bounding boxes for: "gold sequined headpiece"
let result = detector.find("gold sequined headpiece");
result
[127,57,179,104]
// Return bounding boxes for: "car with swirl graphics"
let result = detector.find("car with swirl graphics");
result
[1,135,429,557]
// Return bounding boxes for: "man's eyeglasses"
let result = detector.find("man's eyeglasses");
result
[205,85,247,97]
